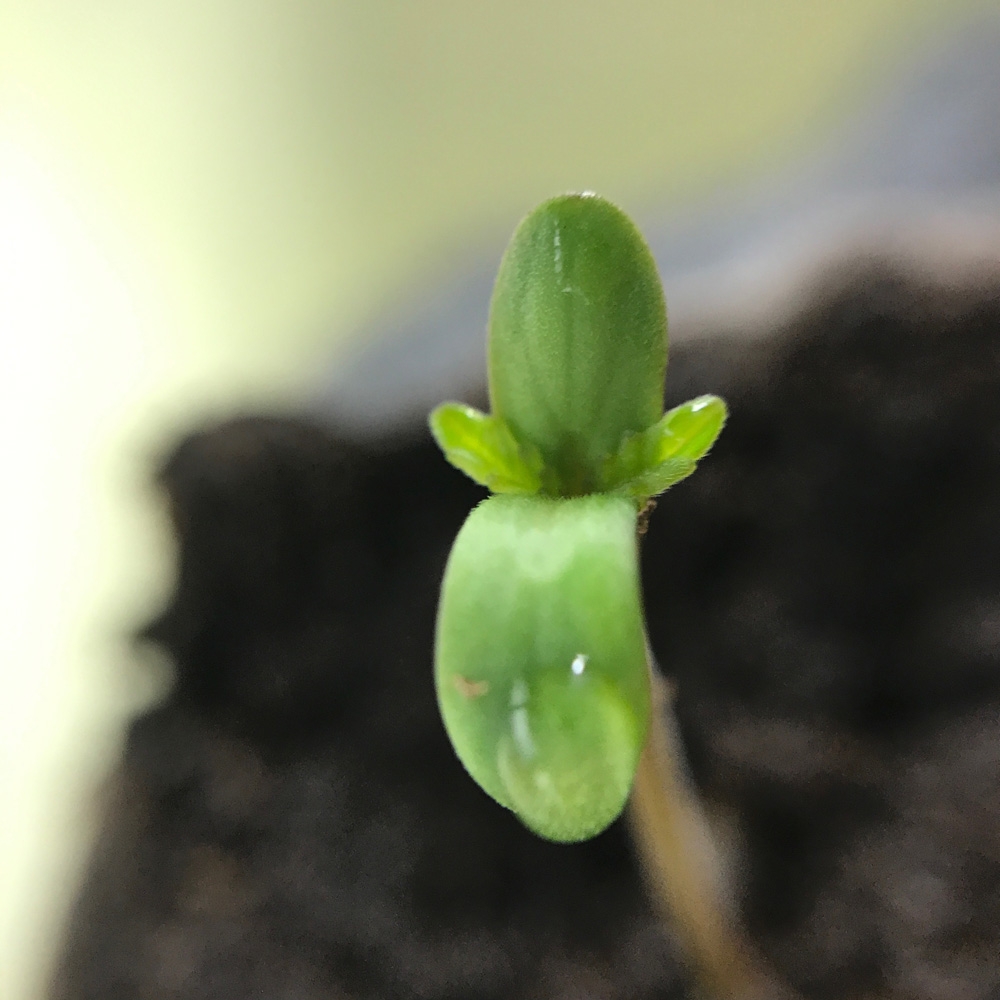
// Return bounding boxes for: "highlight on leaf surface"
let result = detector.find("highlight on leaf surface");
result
[429,402,543,494]
[435,493,650,842]
[488,193,667,495]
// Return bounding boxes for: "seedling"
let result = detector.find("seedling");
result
[429,194,798,1000]
[430,193,725,842]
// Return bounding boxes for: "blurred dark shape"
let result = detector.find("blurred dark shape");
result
[53,262,1000,999]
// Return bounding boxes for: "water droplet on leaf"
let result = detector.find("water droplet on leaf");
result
[496,669,640,842]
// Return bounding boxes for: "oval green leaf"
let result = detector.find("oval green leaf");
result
[488,193,667,495]
[435,493,650,842]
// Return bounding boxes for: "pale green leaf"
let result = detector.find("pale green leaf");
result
[429,402,543,494]
[602,394,727,498]
[435,494,650,842]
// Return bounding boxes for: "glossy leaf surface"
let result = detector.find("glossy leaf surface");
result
[488,193,667,495]
[435,493,650,842]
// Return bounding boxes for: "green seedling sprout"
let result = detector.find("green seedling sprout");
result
[430,193,725,842]
[429,193,798,1000]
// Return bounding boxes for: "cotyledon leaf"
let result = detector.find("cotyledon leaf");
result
[435,493,650,842]
[488,193,667,495]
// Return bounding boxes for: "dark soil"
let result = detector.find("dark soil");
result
[53,263,1000,1000]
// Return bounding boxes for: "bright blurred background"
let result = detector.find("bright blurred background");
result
[1,2,992,997]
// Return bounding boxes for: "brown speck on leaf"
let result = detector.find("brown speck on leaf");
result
[453,676,490,698]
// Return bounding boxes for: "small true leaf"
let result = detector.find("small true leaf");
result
[430,402,543,494]
[488,193,667,495]
[651,395,728,464]
[602,394,727,499]
[435,493,650,842]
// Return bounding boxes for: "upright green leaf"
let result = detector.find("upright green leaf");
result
[488,193,667,495]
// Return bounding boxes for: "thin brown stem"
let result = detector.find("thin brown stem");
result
[628,665,801,1000]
